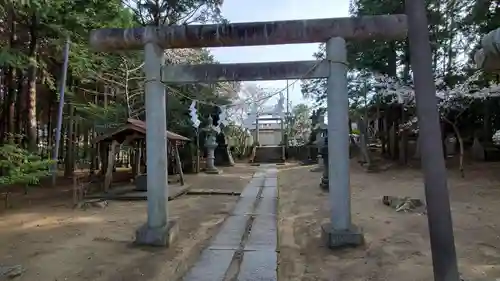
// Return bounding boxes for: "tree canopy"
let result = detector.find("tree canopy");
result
[0,0,241,183]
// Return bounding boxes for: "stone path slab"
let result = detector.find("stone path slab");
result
[232,196,257,215]
[240,185,261,198]
[182,249,235,281]
[254,196,277,216]
[237,251,278,281]
[261,185,277,198]
[209,215,250,250]
[183,166,278,281]
[244,216,277,251]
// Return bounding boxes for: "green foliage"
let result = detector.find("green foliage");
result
[0,143,55,186]
[126,0,224,25]
[0,48,29,69]
[301,0,500,136]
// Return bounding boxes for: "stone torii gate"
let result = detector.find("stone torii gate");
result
[90,3,459,280]
[90,15,407,249]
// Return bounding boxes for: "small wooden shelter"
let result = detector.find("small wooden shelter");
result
[92,118,190,191]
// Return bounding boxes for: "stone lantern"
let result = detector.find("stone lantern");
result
[311,120,327,172]
[203,116,221,174]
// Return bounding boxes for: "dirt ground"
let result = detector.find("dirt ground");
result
[277,161,500,281]
[2,160,500,280]
[0,164,257,281]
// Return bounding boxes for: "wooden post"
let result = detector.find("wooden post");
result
[174,143,185,186]
[136,140,142,175]
[196,132,200,173]
[104,140,118,192]
[131,143,136,177]
[132,140,139,178]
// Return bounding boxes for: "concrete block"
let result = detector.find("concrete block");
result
[134,220,179,247]
[321,223,364,249]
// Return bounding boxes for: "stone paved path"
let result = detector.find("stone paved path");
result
[182,165,278,281]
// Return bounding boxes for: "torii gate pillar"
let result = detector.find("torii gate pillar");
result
[321,37,364,247]
[135,41,179,247]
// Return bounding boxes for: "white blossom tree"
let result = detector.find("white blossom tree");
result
[372,71,500,176]
[224,83,280,155]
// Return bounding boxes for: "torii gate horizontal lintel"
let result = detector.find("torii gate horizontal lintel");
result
[90,15,407,52]
[162,60,328,83]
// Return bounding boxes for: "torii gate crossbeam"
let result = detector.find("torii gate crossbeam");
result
[90,15,407,51]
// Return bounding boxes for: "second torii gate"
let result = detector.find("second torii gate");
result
[90,4,459,280]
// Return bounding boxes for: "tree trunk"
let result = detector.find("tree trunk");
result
[83,125,89,166]
[399,106,408,164]
[483,97,491,142]
[383,116,390,157]
[357,118,373,169]
[74,115,80,169]
[444,117,464,178]
[64,103,75,176]
[26,12,39,152]
[104,140,118,192]
[100,143,108,175]
[4,9,17,143]
[59,121,65,166]
[15,71,24,144]
[90,93,98,173]
[389,123,397,160]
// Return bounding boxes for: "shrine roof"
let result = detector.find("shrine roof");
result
[93,118,190,144]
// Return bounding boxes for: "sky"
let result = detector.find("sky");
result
[209,0,350,109]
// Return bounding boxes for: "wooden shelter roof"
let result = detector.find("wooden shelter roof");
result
[93,118,190,144]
